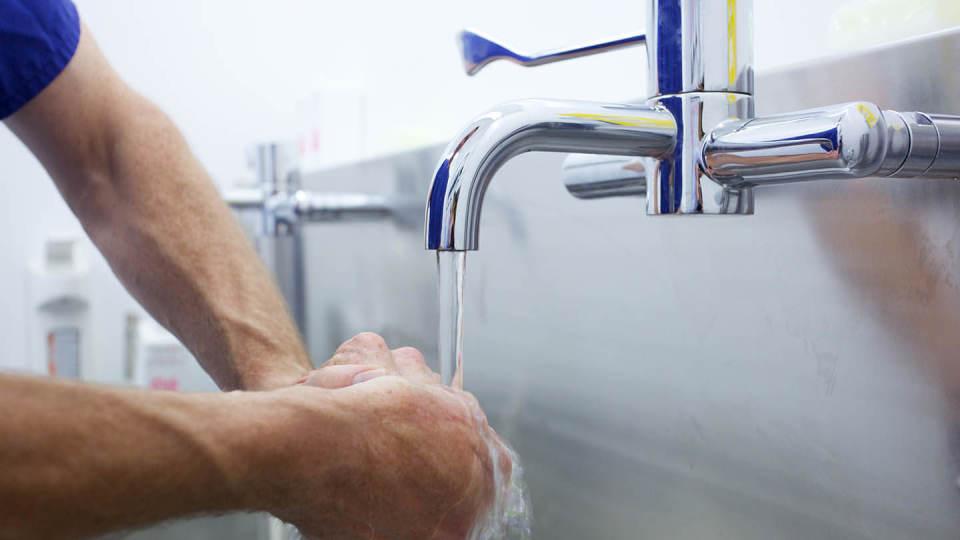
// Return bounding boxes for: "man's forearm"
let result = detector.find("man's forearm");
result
[0,374,260,539]
[83,94,310,390]
[0,337,508,540]
[6,26,311,390]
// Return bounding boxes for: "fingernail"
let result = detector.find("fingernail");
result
[352,368,387,385]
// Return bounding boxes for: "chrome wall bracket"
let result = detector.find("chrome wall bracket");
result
[226,142,403,346]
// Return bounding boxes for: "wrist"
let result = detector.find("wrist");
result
[203,307,312,391]
[173,391,264,513]
[239,358,311,391]
[217,388,346,516]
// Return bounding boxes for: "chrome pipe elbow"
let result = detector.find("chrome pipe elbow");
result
[425,99,676,251]
[702,102,960,187]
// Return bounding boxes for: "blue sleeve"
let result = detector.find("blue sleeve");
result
[0,0,80,119]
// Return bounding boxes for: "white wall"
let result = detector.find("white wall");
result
[0,0,947,378]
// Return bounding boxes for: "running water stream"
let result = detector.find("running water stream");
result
[437,251,467,388]
[290,253,531,539]
[436,252,532,540]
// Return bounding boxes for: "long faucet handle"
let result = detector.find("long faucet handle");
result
[459,30,645,76]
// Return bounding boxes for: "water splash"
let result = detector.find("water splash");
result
[284,443,532,540]
[469,437,533,540]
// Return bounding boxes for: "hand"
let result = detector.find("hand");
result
[249,333,512,540]
[302,332,441,388]
[244,331,403,391]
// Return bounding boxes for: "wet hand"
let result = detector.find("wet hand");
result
[302,332,441,388]
[262,333,511,540]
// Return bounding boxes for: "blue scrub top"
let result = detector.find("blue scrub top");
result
[0,0,80,119]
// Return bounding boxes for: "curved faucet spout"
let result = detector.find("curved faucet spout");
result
[425,99,676,251]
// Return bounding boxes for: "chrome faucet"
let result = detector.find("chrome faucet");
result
[426,0,960,251]
[226,142,403,347]
[227,143,395,237]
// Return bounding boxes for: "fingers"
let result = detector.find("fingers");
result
[320,333,441,387]
[302,364,388,389]
[324,332,398,373]
[393,347,441,384]
[452,389,485,422]
[392,346,426,373]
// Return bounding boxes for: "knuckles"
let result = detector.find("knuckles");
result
[340,332,388,352]
[393,346,427,366]
[326,332,392,367]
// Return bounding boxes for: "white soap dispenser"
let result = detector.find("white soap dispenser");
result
[27,237,93,379]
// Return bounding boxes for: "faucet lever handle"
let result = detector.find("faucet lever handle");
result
[459,30,645,76]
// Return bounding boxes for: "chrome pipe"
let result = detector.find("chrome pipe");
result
[222,188,265,211]
[425,99,676,251]
[890,112,960,179]
[292,192,394,222]
[228,190,396,230]
[562,154,647,199]
[646,0,754,96]
[261,190,394,233]
[702,102,892,186]
[702,103,960,186]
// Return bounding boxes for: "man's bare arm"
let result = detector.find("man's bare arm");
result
[5,24,310,390]
[0,334,507,540]
[0,373,261,539]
